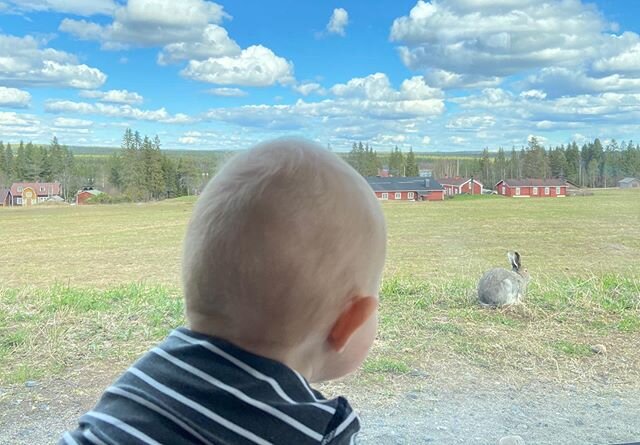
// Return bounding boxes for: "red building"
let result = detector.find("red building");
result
[9,182,62,206]
[495,179,568,198]
[76,188,104,205]
[438,177,483,196]
[366,177,445,201]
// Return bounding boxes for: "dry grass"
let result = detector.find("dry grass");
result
[0,189,639,388]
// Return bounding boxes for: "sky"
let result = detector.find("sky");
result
[1,0,640,152]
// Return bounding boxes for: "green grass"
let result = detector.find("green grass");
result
[0,188,639,386]
[0,285,184,384]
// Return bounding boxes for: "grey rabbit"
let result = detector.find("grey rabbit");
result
[477,251,530,306]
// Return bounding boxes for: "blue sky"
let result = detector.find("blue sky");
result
[1,0,639,152]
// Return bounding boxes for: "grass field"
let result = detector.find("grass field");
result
[1,189,639,388]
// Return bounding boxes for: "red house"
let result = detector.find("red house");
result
[495,179,568,198]
[438,177,483,196]
[10,182,63,206]
[366,177,445,201]
[76,188,104,205]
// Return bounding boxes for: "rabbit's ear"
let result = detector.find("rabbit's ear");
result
[508,251,521,271]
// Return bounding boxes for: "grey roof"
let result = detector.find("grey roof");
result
[618,177,638,184]
[0,188,10,201]
[497,178,568,187]
[366,176,444,192]
[437,177,483,187]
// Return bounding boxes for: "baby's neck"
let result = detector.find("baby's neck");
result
[187,317,320,381]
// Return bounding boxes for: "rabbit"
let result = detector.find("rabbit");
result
[477,251,530,306]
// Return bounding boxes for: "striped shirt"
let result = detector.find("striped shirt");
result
[60,327,360,444]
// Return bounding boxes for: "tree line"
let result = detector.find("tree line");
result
[0,129,218,202]
[345,137,640,188]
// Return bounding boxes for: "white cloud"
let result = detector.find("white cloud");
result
[181,45,295,87]
[527,134,548,144]
[205,73,445,133]
[422,135,431,144]
[446,115,496,130]
[178,136,201,144]
[520,89,547,99]
[390,0,609,86]
[60,0,229,48]
[0,86,31,108]
[293,82,326,96]
[326,8,349,36]
[53,117,93,128]
[0,34,106,89]
[44,100,197,124]
[4,0,116,16]
[592,33,640,76]
[450,136,467,144]
[524,67,640,98]
[157,24,240,64]
[79,89,144,104]
[0,111,39,127]
[206,87,248,97]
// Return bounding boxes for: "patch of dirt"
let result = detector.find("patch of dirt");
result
[2,365,640,445]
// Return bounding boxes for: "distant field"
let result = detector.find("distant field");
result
[1,190,638,288]
[1,189,639,387]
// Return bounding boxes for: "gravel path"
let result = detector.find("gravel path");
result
[2,370,639,445]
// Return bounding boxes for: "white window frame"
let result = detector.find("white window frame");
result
[408,192,415,200]
[533,187,538,195]
[40,186,45,192]
[394,192,402,200]
[556,186,561,195]
[502,185,506,194]
[515,187,521,196]
[17,186,23,192]
[16,197,23,204]
[381,193,388,200]
[544,187,550,195]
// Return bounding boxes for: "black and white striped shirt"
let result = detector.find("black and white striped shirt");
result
[60,327,360,444]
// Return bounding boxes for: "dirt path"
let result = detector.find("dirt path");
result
[2,367,639,445]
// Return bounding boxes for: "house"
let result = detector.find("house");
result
[366,176,445,201]
[76,188,104,205]
[10,182,63,206]
[618,177,640,189]
[495,179,568,198]
[376,166,390,177]
[438,177,483,196]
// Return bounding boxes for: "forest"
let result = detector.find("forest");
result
[2,131,639,203]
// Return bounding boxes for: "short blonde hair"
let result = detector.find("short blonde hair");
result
[182,139,386,346]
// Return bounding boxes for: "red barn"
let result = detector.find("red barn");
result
[76,188,104,205]
[495,179,568,198]
[438,177,483,196]
[366,177,445,201]
[10,182,62,206]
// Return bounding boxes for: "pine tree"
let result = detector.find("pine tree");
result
[405,147,418,176]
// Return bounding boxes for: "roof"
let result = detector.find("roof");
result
[10,182,62,196]
[77,189,103,196]
[366,176,444,192]
[496,178,568,187]
[618,177,639,184]
[437,177,483,187]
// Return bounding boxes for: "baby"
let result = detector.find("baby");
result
[60,138,387,444]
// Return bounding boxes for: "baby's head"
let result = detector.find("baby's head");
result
[182,138,386,382]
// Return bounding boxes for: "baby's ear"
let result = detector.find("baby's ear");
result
[328,296,378,353]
